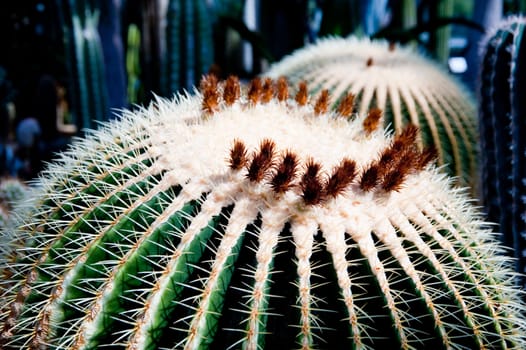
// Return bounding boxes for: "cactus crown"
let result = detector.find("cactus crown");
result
[0,75,525,350]
[201,75,436,205]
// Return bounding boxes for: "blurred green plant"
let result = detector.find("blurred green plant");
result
[126,23,142,105]
[160,0,214,95]
[56,0,108,131]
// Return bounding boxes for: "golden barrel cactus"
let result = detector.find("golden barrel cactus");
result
[0,76,523,349]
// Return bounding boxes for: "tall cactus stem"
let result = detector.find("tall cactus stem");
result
[478,16,526,287]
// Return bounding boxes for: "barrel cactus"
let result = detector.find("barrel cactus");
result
[0,76,524,349]
[478,16,526,287]
[264,36,478,192]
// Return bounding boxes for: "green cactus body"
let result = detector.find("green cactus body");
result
[0,76,524,349]
[478,16,526,287]
[264,37,479,192]
[161,0,214,96]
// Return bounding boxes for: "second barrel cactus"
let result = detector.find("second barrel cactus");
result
[0,76,524,349]
[265,36,479,192]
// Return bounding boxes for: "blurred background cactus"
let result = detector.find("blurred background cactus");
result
[0,178,29,230]
[160,0,214,96]
[478,15,526,287]
[56,0,110,131]
[125,23,142,105]
[0,76,525,349]
[265,37,479,192]
[0,66,17,178]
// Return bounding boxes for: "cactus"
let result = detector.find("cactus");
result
[264,36,479,192]
[0,76,524,349]
[0,178,29,230]
[57,0,109,131]
[478,16,526,288]
[160,0,214,96]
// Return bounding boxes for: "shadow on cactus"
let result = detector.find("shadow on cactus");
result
[264,36,479,193]
[0,76,524,349]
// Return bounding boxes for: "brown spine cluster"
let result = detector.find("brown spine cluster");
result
[200,74,220,114]
[325,159,357,198]
[295,81,308,106]
[228,139,248,171]
[314,89,330,115]
[337,93,355,118]
[248,77,262,105]
[300,160,325,205]
[359,124,437,192]
[363,108,383,134]
[261,78,274,103]
[270,151,299,194]
[228,126,435,205]
[199,75,358,119]
[223,76,240,106]
[246,139,276,182]
[276,76,289,102]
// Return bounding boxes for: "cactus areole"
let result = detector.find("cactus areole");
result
[0,76,524,349]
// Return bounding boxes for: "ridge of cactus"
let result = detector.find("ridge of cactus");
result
[0,75,525,349]
[478,15,526,288]
[264,36,479,193]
